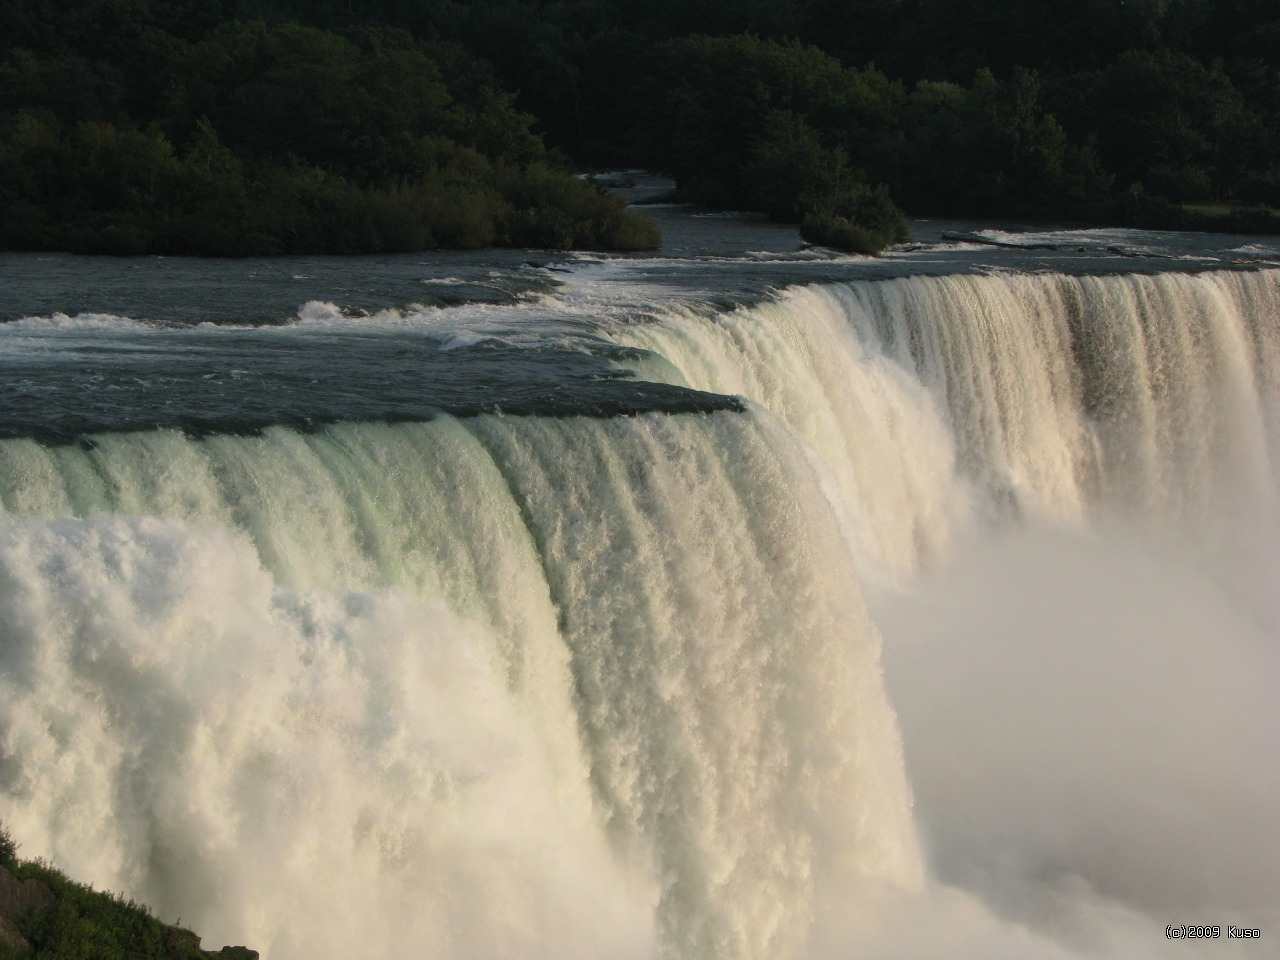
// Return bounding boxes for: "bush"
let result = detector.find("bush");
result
[0,820,17,867]
[589,205,662,251]
[495,165,660,250]
[800,182,908,254]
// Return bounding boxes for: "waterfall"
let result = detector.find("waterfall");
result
[2,266,1278,958]
[0,413,918,960]
[612,269,1280,577]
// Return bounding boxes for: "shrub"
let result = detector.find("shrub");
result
[494,165,660,250]
[800,182,908,254]
[0,820,17,867]
[2,851,217,960]
[589,206,662,251]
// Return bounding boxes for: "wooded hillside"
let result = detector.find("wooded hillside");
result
[3,0,1277,254]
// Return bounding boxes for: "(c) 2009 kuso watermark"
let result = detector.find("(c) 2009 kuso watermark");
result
[1165,925,1262,939]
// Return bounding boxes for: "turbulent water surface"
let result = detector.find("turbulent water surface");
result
[1,205,1278,958]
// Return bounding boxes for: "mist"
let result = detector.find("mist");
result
[868,517,1280,958]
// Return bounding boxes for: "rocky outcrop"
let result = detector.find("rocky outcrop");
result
[0,865,55,952]
[164,924,261,960]
[0,915,28,952]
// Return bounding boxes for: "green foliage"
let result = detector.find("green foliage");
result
[0,13,658,254]
[0,820,17,867]
[494,164,660,249]
[0,821,220,960]
[1063,49,1250,202]
[800,183,908,255]
[1089,182,1280,234]
[632,34,910,247]
[6,859,210,960]
[422,0,1278,229]
[0,103,660,255]
[161,21,543,180]
[882,67,1113,216]
[742,112,849,222]
[1239,167,1280,208]
[3,0,1280,249]
[640,35,898,210]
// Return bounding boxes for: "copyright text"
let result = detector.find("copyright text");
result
[1165,925,1261,939]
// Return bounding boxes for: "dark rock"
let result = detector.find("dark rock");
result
[0,866,55,919]
[0,866,56,953]
[0,914,30,952]
[212,947,260,960]
[165,923,203,953]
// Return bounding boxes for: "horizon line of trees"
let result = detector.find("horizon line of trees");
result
[2,0,1278,256]
[0,16,661,255]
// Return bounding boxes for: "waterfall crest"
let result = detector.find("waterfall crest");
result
[613,269,1280,576]
[0,413,917,960]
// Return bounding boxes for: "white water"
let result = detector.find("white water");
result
[0,414,917,959]
[3,267,1279,958]
[613,269,1280,576]
[612,268,1280,956]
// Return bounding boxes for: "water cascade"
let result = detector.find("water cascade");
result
[2,265,1278,958]
[612,269,1280,577]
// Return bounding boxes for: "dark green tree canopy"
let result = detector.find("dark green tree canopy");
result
[2,0,1278,255]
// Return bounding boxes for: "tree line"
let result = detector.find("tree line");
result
[3,0,1278,255]
[0,11,660,255]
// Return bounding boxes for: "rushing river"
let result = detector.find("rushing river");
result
[1,199,1277,958]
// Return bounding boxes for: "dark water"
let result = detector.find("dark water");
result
[2,194,1277,441]
[0,331,741,443]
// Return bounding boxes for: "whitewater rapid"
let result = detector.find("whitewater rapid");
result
[2,263,1278,958]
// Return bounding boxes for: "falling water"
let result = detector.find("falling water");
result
[2,263,1277,958]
